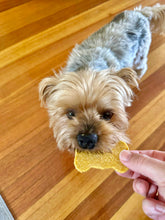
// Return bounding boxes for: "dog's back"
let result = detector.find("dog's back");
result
[65,4,165,77]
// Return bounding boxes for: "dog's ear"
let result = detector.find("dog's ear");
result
[116,68,139,88]
[39,76,59,107]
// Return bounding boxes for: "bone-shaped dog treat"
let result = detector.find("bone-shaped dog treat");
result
[74,141,129,173]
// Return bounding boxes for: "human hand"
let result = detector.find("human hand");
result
[117,150,165,220]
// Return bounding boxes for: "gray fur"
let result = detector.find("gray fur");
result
[65,10,152,78]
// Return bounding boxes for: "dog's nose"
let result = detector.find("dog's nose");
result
[77,133,98,149]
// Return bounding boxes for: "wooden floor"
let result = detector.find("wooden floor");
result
[0,0,165,219]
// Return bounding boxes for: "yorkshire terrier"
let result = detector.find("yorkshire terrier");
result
[39,4,165,152]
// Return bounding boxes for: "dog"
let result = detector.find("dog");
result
[39,4,165,152]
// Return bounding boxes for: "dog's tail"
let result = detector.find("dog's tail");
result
[135,4,165,34]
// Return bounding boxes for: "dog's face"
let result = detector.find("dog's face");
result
[39,68,138,152]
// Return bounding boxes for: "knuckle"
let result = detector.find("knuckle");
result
[158,164,165,186]
[132,153,146,169]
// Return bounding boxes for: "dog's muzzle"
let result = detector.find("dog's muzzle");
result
[77,133,98,149]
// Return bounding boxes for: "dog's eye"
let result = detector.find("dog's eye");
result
[67,110,75,119]
[101,110,113,121]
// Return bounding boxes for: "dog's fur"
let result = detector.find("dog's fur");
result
[39,4,165,152]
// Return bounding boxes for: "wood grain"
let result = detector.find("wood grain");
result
[0,1,164,219]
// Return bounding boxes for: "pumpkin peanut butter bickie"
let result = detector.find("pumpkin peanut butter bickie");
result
[74,141,129,173]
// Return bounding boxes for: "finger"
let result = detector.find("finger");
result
[133,178,158,198]
[142,198,165,219]
[158,187,165,203]
[115,169,141,179]
[133,178,150,197]
[130,150,165,161]
[147,184,158,199]
[119,150,165,184]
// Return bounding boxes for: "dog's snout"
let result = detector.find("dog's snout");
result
[77,133,98,149]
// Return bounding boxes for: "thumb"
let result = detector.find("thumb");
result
[142,198,165,219]
[119,150,165,184]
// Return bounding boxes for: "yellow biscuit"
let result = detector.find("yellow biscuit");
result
[74,141,129,173]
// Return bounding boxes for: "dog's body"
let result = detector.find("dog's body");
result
[39,4,165,152]
[65,8,151,78]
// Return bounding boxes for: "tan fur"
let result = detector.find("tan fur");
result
[39,68,138,152]
[135,4,165,34]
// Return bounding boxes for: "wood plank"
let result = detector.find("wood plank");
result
[0,0,31,13]
[0,0,108,50]
[0,0,82,37]
[111,193,150,220]
[128,91,165,148]
[0,0,152,68]
[18,169,114,220]
[128,64,165,118]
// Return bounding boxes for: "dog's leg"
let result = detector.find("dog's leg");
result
[131,17,151,78]
[133,32,151,78]
[134,4,165,78]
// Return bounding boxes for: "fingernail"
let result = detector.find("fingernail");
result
[120,150,131,162]
[155,204,165,213]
